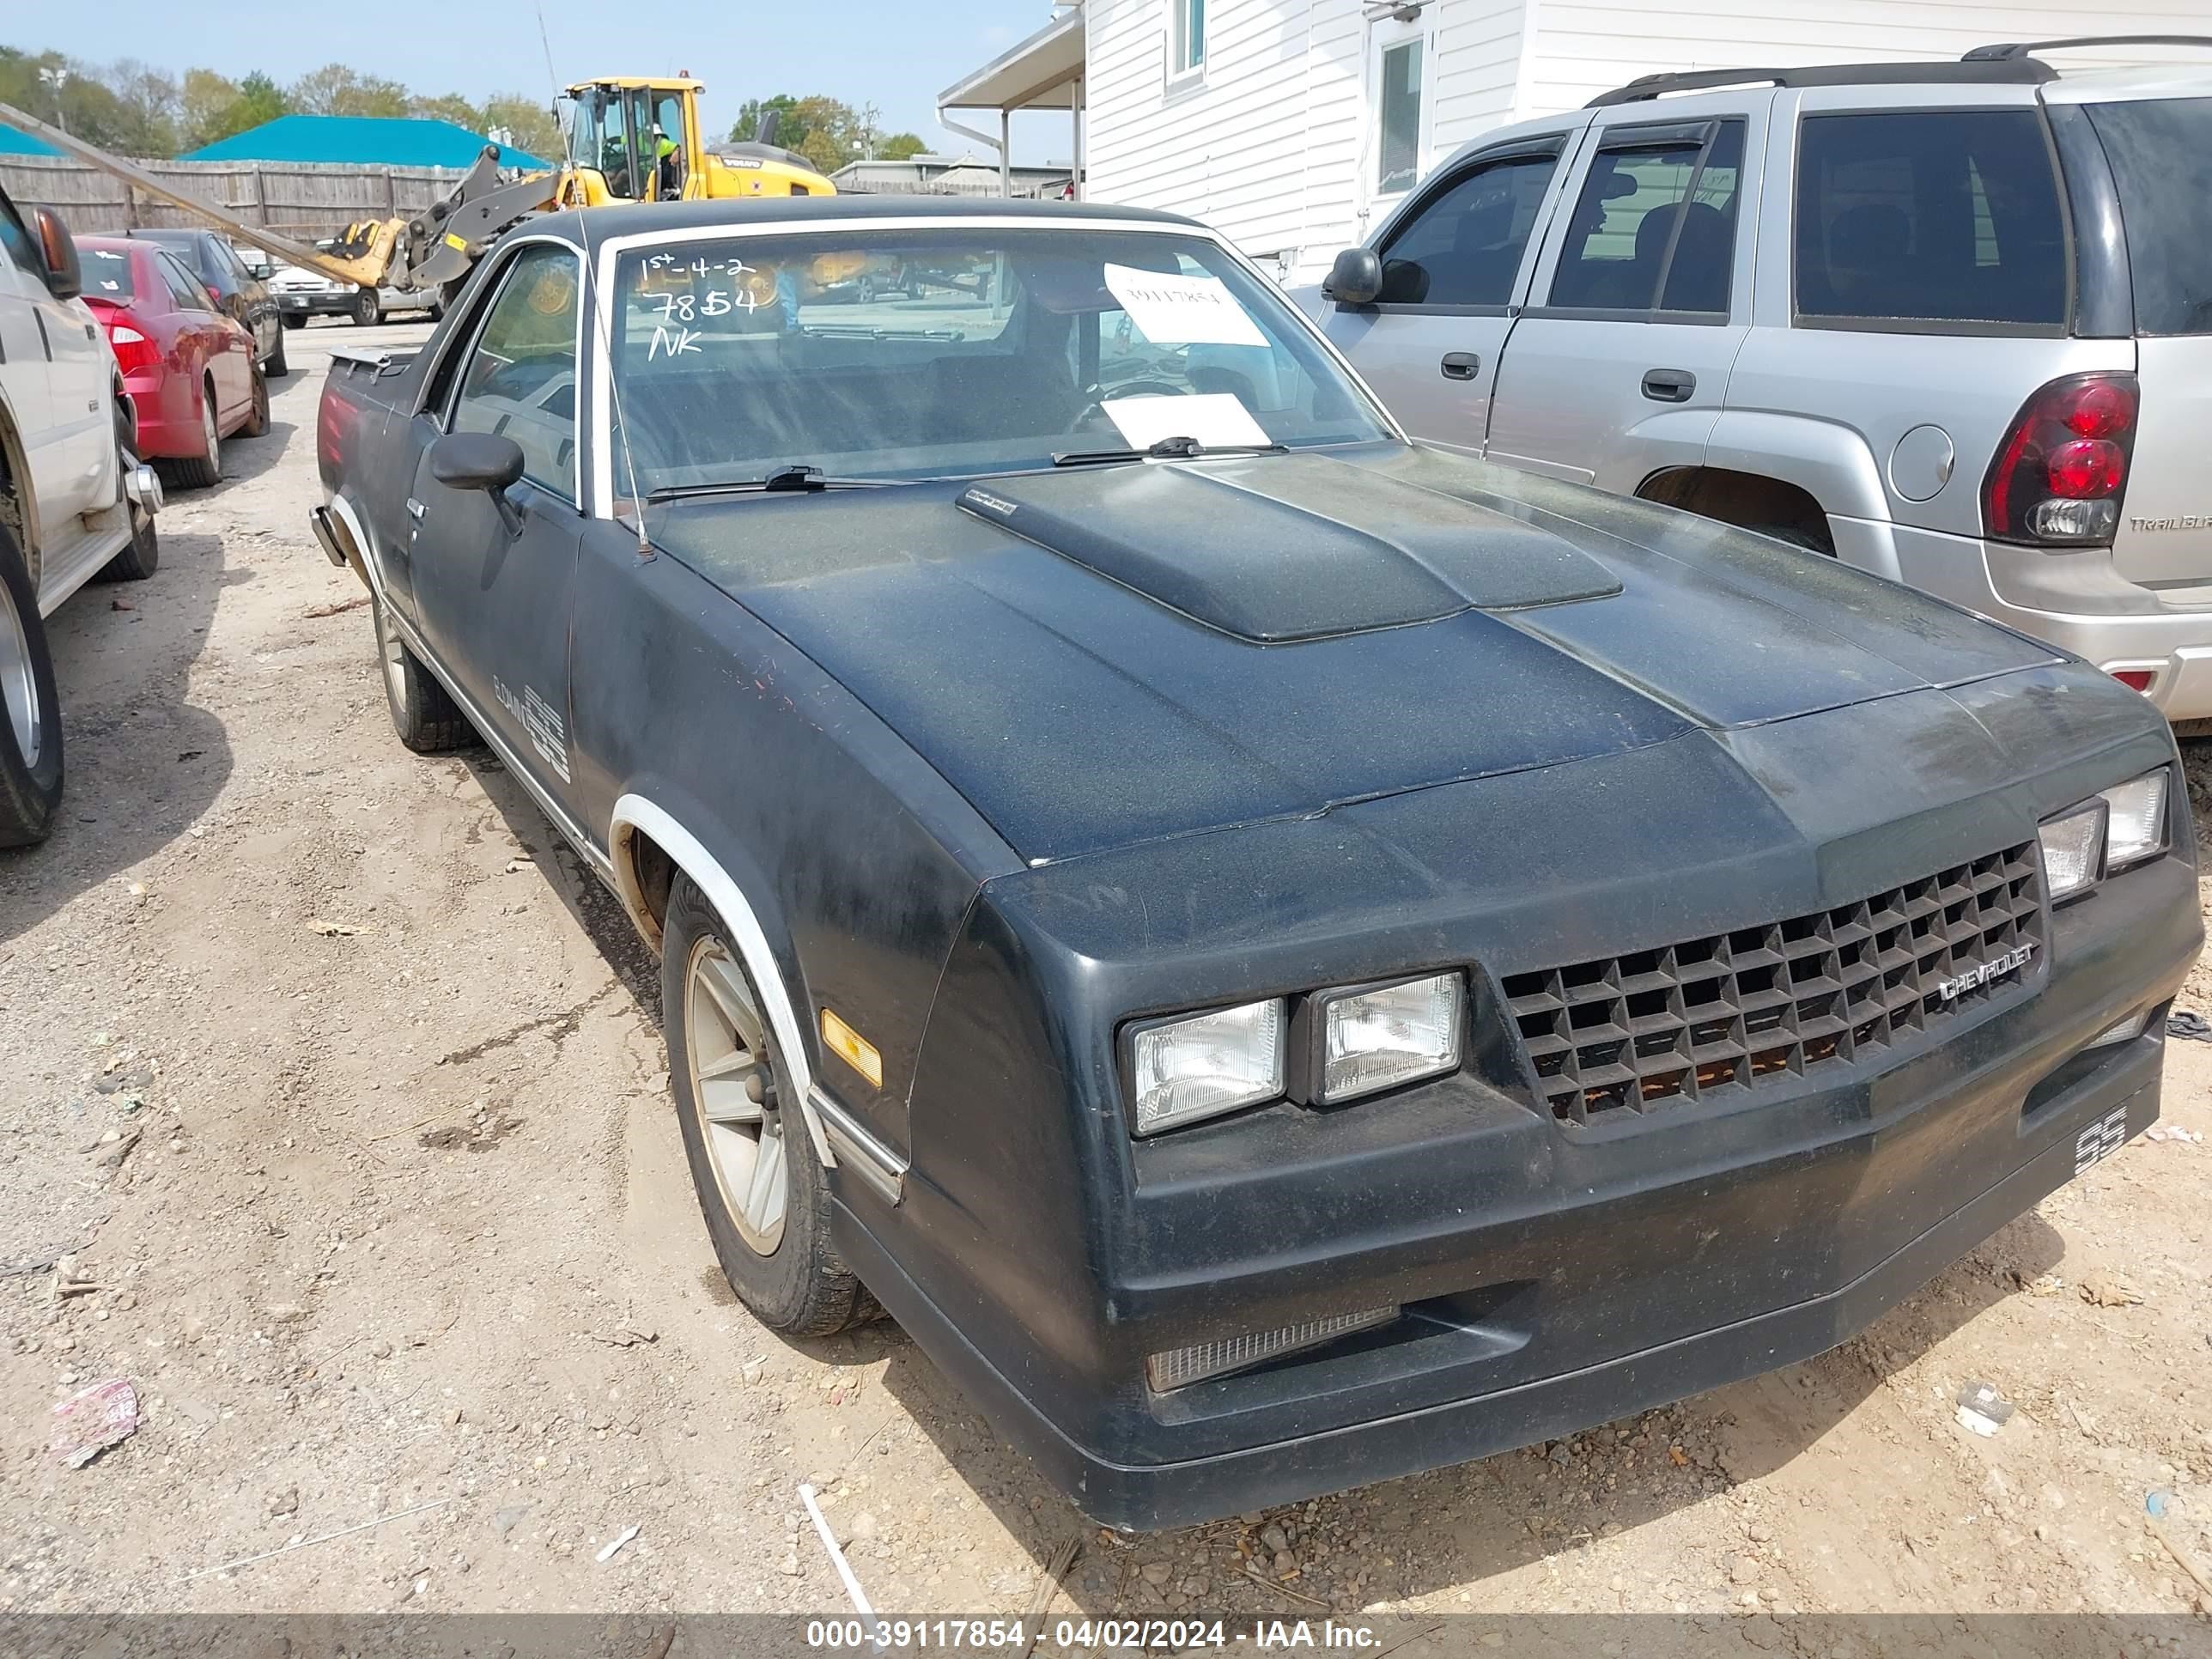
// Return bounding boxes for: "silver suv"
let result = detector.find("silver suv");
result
[1304,38,2212,724]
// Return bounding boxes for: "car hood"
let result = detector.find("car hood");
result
[653,444,2059,863]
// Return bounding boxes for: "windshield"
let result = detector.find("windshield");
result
[2084,96,2212,336]
[607,227,1393,489]
[79,246,134,302]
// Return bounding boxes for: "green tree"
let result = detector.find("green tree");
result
[879,132,927,161]
[0,49,137,151]
[731,94,801,149]
[479,94,562,162]
[104,59,180,156]
[289,63,410,118]
[409,92,482,130]
[177,67,241,149]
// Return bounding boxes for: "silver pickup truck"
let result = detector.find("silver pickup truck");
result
[1305,38,2212,725]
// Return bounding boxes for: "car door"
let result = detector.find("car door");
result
[1319,131,1585,453]
[407,241,587,804]
[0,192,67,531]
[1,198,110,523]
[159,253,250,424]
[1484,94,1765,491]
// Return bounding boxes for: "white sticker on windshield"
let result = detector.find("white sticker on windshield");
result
[1103,263,1267,348]
[1102,392,1271,451]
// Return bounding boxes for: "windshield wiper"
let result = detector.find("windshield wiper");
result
[1051,435,1290,467]
[646,465,915,502]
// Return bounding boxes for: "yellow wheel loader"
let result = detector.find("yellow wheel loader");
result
[0,76,833,303]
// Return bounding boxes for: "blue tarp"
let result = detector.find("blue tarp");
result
[181,115,548,172]
[0,123,63,157]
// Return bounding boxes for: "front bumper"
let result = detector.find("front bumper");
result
[842,1035,2162,1528]
[276,291,350,316]
[1887,520,2212,722]
[838,691,2197,1530]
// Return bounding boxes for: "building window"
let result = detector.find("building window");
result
[1376,39,1424,195]
[1171,0,1206,79]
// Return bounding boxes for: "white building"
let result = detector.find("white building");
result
[940,3,2205,282]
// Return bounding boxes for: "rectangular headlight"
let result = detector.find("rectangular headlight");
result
[2039,799,2106,901]
[2100,770,2168,871]
[1298,973,1464,1104]
[1129,1000,1285,1135]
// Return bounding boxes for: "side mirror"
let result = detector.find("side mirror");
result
[1321,246,1382,307]
[429,432,527,535]
[33,208,81,301]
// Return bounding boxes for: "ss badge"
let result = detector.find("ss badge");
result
[2074,1106,2129,1175]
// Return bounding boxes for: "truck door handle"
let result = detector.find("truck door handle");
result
[1440,351,1480,380]
[1641,368,1696,403]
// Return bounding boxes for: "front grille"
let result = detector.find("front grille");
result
[1503,842,2045,1127]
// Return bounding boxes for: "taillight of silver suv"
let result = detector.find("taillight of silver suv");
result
[1982,372,2139,547]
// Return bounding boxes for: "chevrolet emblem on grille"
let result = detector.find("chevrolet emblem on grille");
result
[1937,942,2036,1002]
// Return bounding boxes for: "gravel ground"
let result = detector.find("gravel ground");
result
[3,322,2210,1631]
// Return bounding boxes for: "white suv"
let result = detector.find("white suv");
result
[0,185,163,848]
[1309,38,2212,725]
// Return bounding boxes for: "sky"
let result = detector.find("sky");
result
[10,1,1082,163]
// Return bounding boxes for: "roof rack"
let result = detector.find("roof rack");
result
[1585,60,2051,106]
[1588,35,2212,106]
[1964,33,2212,60]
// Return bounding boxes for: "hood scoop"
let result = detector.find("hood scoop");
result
[957,453,1621,643]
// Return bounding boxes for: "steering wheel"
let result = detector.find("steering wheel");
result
[1067,380,1188,435]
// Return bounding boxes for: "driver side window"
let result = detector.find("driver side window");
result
[450,244,582,501]
[1374,151,1558,307]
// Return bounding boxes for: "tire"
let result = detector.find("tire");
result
[281,313,305,330]
[167,378,223,491]
[373,592,472,752]
[664,877,876,1336]
[95,450,160,584]
[0,524,63,849]
[351,289,381,327]
[264,325,289,378]
[240,368,270,438]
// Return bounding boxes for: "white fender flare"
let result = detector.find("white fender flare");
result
[609,793,836,1170]
[324,491,383,598]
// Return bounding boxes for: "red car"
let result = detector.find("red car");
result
[75,237,266,489]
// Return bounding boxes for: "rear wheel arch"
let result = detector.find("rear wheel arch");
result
[325,492,382,596]
[1638,465,1837,554]
[610,793,836,1170]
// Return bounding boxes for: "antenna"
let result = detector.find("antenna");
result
[532,15,653,555]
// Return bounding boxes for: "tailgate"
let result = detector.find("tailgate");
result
[2112,335,2212,590]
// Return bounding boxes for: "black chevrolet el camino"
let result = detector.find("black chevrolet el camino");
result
[313,198,2200,1529]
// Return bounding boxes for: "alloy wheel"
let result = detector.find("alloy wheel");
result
[0,574,41,769]
[684,936,787,1255]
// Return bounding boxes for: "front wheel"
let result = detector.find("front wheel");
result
[664,878,877,1336]
[264,325,289,378]
[281,313,305,330]
[0,524,63,848]
[351,289,381,327]
[372,593,473,753]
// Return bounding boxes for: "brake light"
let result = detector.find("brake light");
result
[1983,373,2138,547]
[105,322,159,376]
[2112,669,2155,693]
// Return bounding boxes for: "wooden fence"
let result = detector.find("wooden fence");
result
[0,154,465,240]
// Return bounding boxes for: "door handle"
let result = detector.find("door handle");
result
[1440,351,1480,380]
[1641,368,1696,403]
